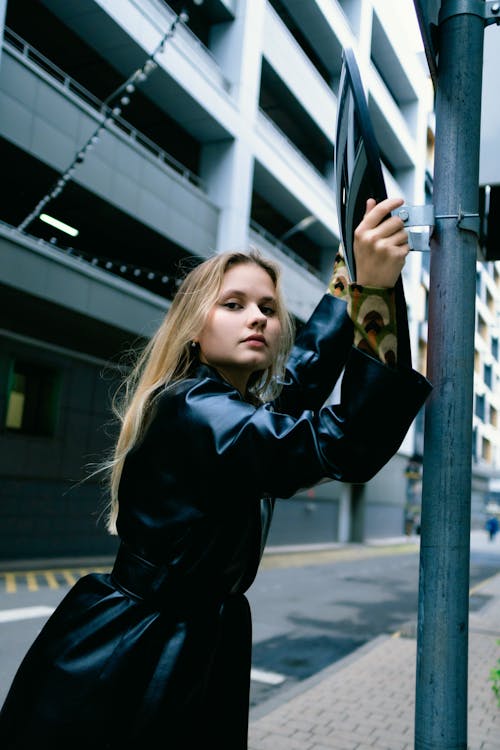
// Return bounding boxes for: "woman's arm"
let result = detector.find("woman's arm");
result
[275,197,413,414]
[177,356,431,502]
[273,292,354,416]
[328,249,398,366]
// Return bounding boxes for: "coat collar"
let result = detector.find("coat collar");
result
[192,361,241,393]
[191,361,257,404]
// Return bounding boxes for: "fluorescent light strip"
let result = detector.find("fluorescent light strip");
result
[39,213,79,237]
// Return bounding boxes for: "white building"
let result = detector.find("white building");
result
[0,0,432,560]
[474,24,500,518]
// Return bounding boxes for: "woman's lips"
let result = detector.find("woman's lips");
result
[243,336,266,346]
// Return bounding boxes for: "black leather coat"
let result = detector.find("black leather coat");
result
[0,294,431,749]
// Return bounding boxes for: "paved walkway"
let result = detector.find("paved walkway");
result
[249,532,500,750]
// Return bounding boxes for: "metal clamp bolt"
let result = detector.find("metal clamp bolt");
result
[439,1,500,26]
[434,208,480,234]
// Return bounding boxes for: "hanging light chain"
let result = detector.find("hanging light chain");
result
[17,8,190,233]
[44,236,181,289]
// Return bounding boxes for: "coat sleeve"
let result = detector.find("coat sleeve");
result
[177,348,432,500]
[273,293,354,416]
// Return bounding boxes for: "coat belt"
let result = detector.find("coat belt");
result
[111,542,171,601]
[110,543,225,614]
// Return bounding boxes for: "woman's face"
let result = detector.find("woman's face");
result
[196,262,282,394]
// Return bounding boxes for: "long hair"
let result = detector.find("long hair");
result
[103,248,295,534]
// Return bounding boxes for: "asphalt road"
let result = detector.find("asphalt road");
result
[248,536,500,707]
[0,533,499,712]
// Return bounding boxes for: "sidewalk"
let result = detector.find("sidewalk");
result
[249,531,500,750]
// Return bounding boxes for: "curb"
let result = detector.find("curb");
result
[0,556,116,572]
[0,538,420,573]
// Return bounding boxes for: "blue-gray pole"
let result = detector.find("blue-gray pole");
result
[414,4,486,748]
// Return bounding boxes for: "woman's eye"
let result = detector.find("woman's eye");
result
[261,306,276,316]
[223,301,241,310]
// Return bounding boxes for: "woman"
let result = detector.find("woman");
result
[0,197,431,748]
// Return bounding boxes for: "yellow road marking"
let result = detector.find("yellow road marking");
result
[5,573,16,594]
[62,570,77,586]
[44,571,59,589]
[0,566,112,593]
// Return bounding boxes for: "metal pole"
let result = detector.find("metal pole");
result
[414,5,486,749]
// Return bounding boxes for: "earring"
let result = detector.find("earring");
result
[190,341,198,349]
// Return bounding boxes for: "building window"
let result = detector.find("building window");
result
[474,350,481,373]
[5,360,61,436]
[486,288,495,314]
[484,363,493,389]
[495,265,500,289]
[475,394,485,422]
[492,337,499,360]
[478,313,488,343]
[482,437,492,463]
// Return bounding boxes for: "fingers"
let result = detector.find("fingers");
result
[354,221,407,250]
[391,229,410,247]
[356,197,408,245]
[360,197,404,230]
[364,198,376,216]
[353,197,409,287]
[374,217,408,241]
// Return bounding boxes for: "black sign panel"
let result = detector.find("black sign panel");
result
[413,0,440,89]
[334,47,388,282]
[334,47,411,367]
[479,185,500,261]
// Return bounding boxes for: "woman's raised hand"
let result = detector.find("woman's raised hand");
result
[353,197,409,288]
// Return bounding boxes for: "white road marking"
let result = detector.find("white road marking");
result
[250,667,286,685]
[0,606,55,623]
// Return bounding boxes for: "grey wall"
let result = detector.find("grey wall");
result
[0,335,119,560]
[0,48,219,257]
[268,487,342,547]
[362,453,409,538]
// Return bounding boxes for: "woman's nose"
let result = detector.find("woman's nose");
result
[248,305,267,326]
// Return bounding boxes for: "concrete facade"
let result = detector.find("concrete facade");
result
[0,0,433,560]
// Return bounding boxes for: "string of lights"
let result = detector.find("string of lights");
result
[17,5,195,234]
[41,234,182,292]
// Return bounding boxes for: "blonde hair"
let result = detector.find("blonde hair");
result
[103,248,295,534]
